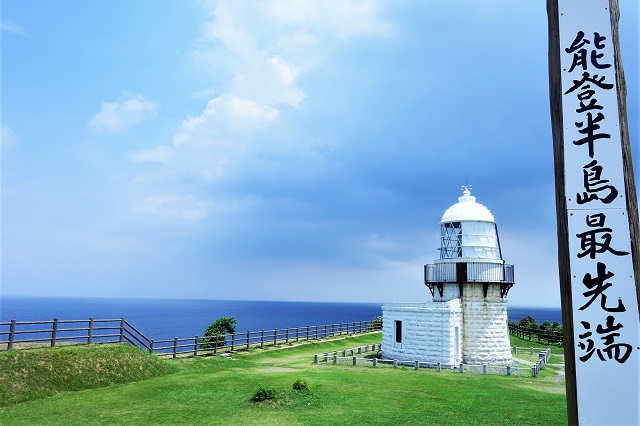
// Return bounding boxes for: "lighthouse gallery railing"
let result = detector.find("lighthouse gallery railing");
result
[424,262,514,284]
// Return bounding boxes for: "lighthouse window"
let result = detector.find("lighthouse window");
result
[440,222,462,259]
[395,320,402,343]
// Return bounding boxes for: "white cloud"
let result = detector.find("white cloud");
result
[134,194,212,221]
[1,123,19,151]
[0,20,27,36]
[126,0,390,221]
[90,95,157,133]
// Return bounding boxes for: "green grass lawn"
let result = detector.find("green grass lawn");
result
[0,333,567,425]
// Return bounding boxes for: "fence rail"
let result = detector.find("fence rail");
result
[508,322,563,345]
[314,344,537,377]
[0,318,382,358]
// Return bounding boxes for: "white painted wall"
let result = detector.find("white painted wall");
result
[381,299,462,365]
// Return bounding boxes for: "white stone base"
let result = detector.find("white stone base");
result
[461,300,512,365]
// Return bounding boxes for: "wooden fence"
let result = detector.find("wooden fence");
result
[0,318,382,358]
[508,322,563,345]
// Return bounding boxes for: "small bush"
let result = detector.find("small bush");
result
[252,386,276,402]
[292,379,309,392]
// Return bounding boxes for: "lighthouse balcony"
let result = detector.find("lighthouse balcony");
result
[424,262,514,298]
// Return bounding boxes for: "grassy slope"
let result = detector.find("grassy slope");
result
[0,344,177,406]
[0,333,567,425]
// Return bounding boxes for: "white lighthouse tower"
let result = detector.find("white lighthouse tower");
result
[382,186,514,366]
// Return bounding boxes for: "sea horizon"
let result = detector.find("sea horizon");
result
[1,295,562,342]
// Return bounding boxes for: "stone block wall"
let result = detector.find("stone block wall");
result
[382,300,462,365]
[461,296,512,365]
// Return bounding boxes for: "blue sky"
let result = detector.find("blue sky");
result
[1,1,638,307]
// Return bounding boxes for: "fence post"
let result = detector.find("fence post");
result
[306,326,309,341]
[482,364,487,375]
[273,329,277,345]
[437,362,442,372]
[246,331,250,350]
[88,318,94,345]
[460,363,464,373]
[342,349,346,357]
[507,366,511,376]
[8,319,16,350]
[373,358,377,367]
[150,340,154,354]
[333,353,338,364]
[119,318,125,343]
[324,324,327,338]
[415,361,419,371]
[530,347,534,356]
[173,338,178,359]
[314,354,319,364]
[194,336,198,357]
[231,333,235,351]
[393,359,398,368]
[261,330,264,349]
[286,328,289,345]
[353,356,357,366]
[331,323,335,337]
[339,323,343,336]
[51,318,59,348]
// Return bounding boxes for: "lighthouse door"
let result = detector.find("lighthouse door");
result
[456,262,467,283]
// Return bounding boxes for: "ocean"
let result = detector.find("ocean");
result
[0,296,561,342]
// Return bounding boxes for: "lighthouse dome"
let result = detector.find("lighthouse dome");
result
[441,188,495,223]
[438,187,502,261]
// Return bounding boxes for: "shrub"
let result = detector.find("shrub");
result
[539,320,553,331]
[292,379,309,392]
[252,386,277,402]
[518,316,538,329]
[200,316,237,349]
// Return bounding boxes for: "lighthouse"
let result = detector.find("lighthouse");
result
[382,186,514,366]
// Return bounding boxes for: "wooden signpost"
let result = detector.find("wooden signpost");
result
[547,0,640,424]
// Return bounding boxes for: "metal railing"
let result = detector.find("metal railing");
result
[424,262,514,284]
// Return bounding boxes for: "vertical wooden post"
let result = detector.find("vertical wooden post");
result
[261,329,264,349]
[51,318,58,348]
[150,340,154,354]
[88,318,94,345]
[246,331,250,350]
[306,326,309,341]
[119,318,125,343]
[285,328,289,345]
[231,333,235,351]
[548,1,639,423]
[173,338,177,359]
[194,336,198,357]
[273,329,277,345]
[8,320,16,350]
